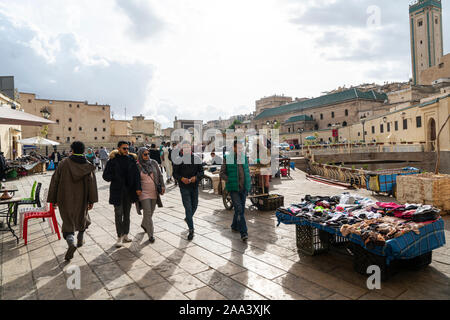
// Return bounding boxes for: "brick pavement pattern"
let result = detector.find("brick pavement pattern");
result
[1,169,449,300]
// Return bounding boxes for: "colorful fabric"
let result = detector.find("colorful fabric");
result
[276,211,446,265]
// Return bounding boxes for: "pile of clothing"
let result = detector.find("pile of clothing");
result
[278,192,441,248]
[340,217,422,249]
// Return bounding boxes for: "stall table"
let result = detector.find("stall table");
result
[276,211,446,280]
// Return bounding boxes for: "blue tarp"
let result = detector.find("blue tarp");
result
[276,211,446,265]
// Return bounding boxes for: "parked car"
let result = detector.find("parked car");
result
[277,143,291,151]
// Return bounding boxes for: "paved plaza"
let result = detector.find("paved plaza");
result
[1,169,449,300]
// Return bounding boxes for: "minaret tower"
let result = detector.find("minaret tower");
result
[409,0,444,85]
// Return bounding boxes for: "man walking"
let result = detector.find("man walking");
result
[220,140,251,241]
[47,141,98,261]
[173,141,204,240]
[162,142,173,184]
[99,146,109,170]
[103,141,142,247]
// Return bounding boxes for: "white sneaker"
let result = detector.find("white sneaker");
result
[122,234,132,243]
[115,236,123,248]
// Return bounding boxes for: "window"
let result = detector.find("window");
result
[102,119,106,123]
[380,124,384,133]
[66,137,70,142]
[403,119,408,130]
[372,126,375,134]
[416,116,422,128]
[439,63,444,69]
[102,137,105,140]
[95,137,98,140]
[435,18,439,24]
[328,124,332,127]
[103,128,106,132]
[320,114,323,120]
[387,123,391,132]
[314,124,319,130]
[418,20,423,27]
[288,128,291,133]
[310,115,313,120]
[79,127,82,131]
[358,132,361,137]
[68,127,72,132]
[56,136,60,141]
[331,112,335,118]
[28,99,32,103]
[56,119,59,124]
[69,104,72,108]
[69,118,72,122]
[420,40,423,44]
[102,107,105,111]
[77,104,80,108]
[342,121,347,127]
[345,109,348,117]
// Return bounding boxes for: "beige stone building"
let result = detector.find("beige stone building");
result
[110,120,136,144]
[410,0,444,85]
[130,115,162,139]
[0,92,22,159]
[420,53,450,85]
[18,92,111,145]
[253,88,389,132]
[255,95,293,116]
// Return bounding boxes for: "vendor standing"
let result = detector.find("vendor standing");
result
[220,140,251,241]
[0,152,7,182]
[50,148,62,169]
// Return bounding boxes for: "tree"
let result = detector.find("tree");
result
[228,119,242,130]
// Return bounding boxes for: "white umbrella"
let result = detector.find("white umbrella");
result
[18,136,60,146]
[0,105,55,126]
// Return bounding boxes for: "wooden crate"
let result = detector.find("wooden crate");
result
[396,173,450,215]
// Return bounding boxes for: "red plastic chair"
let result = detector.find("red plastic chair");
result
[23,202,61,245]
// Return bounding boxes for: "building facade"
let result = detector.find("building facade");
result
[420,53,450,85]
[0,92,22,159]
[18,92,111,145]
[255,95,293,115]
[410,0,444,85]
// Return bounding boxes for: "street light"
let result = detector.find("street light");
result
[297,128,304,148]
[361,119,366,143]
[40,108,51,156]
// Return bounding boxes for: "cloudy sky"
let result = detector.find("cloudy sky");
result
[0,0,449,128]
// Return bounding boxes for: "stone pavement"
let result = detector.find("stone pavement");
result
[1,168,449,300]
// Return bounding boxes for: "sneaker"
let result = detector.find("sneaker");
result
[149,236,155,244]
[241,234,248,241]
[187,230,194,241]
[65,244,77,261]
[122,235,132,243]
[115,236,124,248]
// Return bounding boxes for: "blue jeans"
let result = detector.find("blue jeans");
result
[180,187,199,231]
[230,190,248,236]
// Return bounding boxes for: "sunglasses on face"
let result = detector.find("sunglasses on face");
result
[143,153,149,156]
[121,147,129,150]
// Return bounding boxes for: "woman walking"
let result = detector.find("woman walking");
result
[137,148,165,243]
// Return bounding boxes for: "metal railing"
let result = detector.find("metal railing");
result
[309,162,368,189]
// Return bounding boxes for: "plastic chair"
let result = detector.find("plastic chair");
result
[23,188,61,245]
[19,188,54,238]
[12,183,42,225]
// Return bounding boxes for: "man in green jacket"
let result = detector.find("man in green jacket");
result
[220,140,251,241]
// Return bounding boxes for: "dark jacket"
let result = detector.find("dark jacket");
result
[49,152,62,163]
[47,156,98,233]
[102,150,142,206]
[173,152,204,189]
[149,148,161,164]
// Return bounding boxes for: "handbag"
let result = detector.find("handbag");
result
[139,163,164,208]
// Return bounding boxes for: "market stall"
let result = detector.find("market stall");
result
[276,193,446,280]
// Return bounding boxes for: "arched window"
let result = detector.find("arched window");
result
[345,109,348,116]
[331,112,335,118]
[342,121,347,127]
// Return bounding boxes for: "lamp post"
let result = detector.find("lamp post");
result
[361,119,366,144]
[297,128,304,149]
[40,108,51,156]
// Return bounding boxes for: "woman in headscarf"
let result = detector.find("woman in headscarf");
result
[85,148,95,165]
[136,147,165,243]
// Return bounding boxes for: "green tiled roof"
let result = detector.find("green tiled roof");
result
[285,115,313,123]
[409,0,441,14]
[255,88,388,120]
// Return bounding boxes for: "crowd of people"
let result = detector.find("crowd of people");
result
[46,140,252,261]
